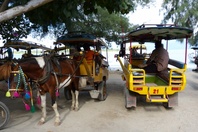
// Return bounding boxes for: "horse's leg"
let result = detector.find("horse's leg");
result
[74,90,79,111]
[71,90,75,110]
[51,101,61,126]
[38,94,46,125]
[48,87,61,126]
[73,78,80,111]
[70,90,79,111]
[70,75,80,111]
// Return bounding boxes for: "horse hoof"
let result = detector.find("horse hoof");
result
[71,107,75,111]
[74,107,79,111]
[38,121,45,125]
[71,107,78,111]
[54,122,61,126]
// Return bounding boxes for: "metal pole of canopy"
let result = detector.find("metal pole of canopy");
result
[106,48,108,63]
[166,40,168,50]
[185,37,188,64]
[129,39,132,64]
[140,44,142,54]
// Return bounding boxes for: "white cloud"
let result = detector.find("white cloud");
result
[127,0,163,25]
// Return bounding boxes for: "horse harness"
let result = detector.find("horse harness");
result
[10,55,80,92]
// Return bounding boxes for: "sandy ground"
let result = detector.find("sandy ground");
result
[0,69,198,132]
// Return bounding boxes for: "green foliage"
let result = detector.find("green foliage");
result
[0,0,150,44]
[161,0,198,45]
[83,0,135,14]
[61,7,134,44]
[0,15,31,43]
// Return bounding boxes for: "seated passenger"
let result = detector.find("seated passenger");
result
[138,41,169,73]
[22,50,33,58]
[130,47,144,59]
[84,45,94,60]
[84,45,102,74]
[22,52,28,58]
[73,47,83,61]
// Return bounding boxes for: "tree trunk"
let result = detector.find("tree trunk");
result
[0,0,54,23]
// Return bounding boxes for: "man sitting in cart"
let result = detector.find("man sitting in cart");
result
[138,40,169,74]
[130,47,144,59]
[73,46,83,61]
[84,45,103,74]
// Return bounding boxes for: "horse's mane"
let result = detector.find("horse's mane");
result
[0,61,12,81]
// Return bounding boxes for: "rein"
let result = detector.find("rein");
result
[37,55,52,84]
[55,54,84,90]
[9,55,82,94]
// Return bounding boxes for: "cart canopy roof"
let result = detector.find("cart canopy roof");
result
[124,24,193,43]
[55,31,108,48]
[3,40,51,50]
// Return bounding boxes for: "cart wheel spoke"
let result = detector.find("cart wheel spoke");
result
[0,102,10,129]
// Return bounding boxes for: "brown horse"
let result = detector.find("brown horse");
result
[0,61,12,81]
[0,61,12,93]
[7,56,80,126]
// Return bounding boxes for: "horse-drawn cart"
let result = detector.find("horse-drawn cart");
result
[117,24,193,109]
[3,40,51,59]
[2,37,106,125]
[54,32,109,101]
[0,40,52,129]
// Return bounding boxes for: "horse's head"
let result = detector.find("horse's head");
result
[8,62,29,98]
[8,57,47,98]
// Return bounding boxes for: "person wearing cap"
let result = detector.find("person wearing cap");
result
[138,41,169,73]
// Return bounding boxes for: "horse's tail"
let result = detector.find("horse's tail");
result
[0,61,12,81]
